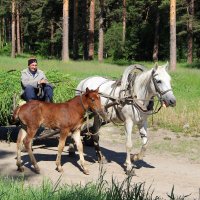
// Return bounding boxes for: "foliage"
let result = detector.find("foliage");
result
[0,69,76,125]
[0,0,200,61]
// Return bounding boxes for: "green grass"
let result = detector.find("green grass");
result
[0,171,191,200]
[150,136,200,161]
[0,55,200,134]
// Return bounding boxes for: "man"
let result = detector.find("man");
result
[21,58,53,102]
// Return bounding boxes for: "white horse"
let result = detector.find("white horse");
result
[76,63,176,175]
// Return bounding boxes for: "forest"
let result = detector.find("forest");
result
[0,0,200,64]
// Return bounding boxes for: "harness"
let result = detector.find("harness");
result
[100,65,172,123]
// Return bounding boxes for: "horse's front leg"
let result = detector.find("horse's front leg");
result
[131,121,148,162]
[124,119,135,175]
[72,130,89,175]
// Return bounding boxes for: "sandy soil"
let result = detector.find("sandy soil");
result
[0,124,200,199]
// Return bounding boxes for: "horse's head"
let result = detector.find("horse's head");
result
[84,87,107,119]
[151,62,176,107]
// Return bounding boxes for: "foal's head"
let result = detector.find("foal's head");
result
[84,87,106,118]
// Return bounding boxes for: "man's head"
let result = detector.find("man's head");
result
[28,58,38,72]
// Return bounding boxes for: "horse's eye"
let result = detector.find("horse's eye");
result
[156,80,161,84]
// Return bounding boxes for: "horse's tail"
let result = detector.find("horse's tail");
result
[12,106,21,124]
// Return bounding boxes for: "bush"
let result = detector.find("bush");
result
[0,69,77,125]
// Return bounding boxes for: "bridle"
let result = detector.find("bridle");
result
[152,73,172,98]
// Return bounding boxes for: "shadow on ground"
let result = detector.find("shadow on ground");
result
[0,126,154,176]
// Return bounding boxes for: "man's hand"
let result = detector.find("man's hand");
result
[38,79,47,84]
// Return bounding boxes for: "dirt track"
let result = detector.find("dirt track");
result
[0,124,200,199]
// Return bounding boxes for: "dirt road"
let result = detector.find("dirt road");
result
[0,125,200,199]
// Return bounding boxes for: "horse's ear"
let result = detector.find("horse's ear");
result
[152,62,158,74]
[163,61,169,71]
[86,87,90,93]
[94,87,99,93]
[154,62,158,70]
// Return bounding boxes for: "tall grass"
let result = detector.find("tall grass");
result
[0,171,191,200]
[153,67,200,134]
[0,55,200,134]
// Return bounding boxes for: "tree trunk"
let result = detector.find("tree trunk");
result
[16,2,21,54]
[50,20,54,56]
[62,0,69,61]
[170,0,176,71]
[153,0,161,62]
[11,0,16,58]
[88,0,95,60]
[187,0,194,64]
[73,0,78,60]
[82,0,88,60]
[0,18,2,49]
[21,19,24,53]
[98,0,104,62]
[122,0,126,45]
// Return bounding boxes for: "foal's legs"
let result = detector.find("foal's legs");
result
[72,130,89,175]
[16,128,27,172]
[56,129,68,172]
[124,118,134,175]
[23,127,40,173]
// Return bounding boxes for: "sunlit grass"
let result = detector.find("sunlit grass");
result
[0,55,200,134]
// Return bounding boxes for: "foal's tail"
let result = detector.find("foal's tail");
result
[12,106,21,124]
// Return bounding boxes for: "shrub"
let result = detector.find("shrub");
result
[0,69,77,125]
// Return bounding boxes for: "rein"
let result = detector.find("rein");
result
[79,92,100,138]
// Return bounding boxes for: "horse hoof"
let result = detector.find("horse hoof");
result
[17,166,24,172]
[98,156,108,164]
[83,169,90,175]
[57,167,64,173]
[130,154,141,162]
[35,168,40,174]
[126,169,136,176]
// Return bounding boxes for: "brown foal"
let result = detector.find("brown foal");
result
[13,87,105,175]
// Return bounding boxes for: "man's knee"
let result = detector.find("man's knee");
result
[23,85,37,101]
[43,85,53,102]
[44,85,53,95]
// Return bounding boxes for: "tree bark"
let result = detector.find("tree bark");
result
[62,0,69,61]
[153,0,161,62]
[0,0,2,49]
[187,0,194,64]
[73,0,78,59]
[21,19,24,53]
[50,20,54,56]
[2,17,5,46]
[11,0,16,58]
[122,0,126,45]
[170,0,176,71]
[88,0,95,60]
[82,0,88,60]
[98,0,104,62]
[16,2,21,54]
[0,18,2,49]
